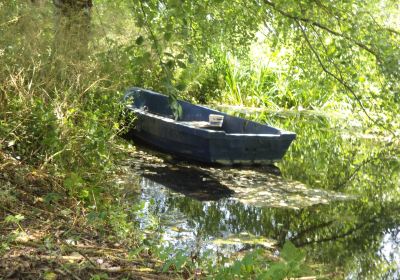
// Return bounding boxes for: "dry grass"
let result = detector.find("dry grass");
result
[0,150,172,280]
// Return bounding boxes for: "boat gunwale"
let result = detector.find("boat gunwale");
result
[128,106,295,139]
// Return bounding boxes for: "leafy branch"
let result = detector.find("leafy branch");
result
[295,20,395,136]
[262,0,380,60]
[136,0,182,118]
[137,0,163,67]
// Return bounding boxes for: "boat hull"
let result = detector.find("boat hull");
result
[124,88,296,165]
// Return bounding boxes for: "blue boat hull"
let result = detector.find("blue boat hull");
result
[125,88,296,165]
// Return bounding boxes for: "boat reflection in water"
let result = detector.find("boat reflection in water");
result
[134,158,353,263]
[141,165,234,201]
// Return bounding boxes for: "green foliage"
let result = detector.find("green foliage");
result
[0,0,399,278]
[161,251,189,272]
[0,1,143,257]
[4,214,25,225]
[0,1,128,177]
[127,0,262,106]
[207,242,309,279]
[44,192,63,204]
[123,0,399,133]
[90,273,109,280]
[4,214,25,234]
[260,241,309,280]
[0,231,17,255]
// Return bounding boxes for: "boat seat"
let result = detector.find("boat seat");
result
[179,121,223,130]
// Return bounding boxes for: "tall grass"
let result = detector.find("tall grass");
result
[0,2,134,175]
[0,0,146,249]
[217,47,339,111]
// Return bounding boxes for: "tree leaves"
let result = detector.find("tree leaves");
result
[128,0,399,133]
[135,36,144,45]
[163,32,172,41]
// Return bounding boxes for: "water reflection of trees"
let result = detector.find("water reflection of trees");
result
[272,113,399,278]
[160,179,399,277]
[145,113,400,278]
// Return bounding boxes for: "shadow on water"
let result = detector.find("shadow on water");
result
[142,165,234,201]
[132,143,350,209]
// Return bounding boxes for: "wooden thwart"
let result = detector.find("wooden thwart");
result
[179,121,223,130]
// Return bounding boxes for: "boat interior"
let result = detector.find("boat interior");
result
[130,88,282,135]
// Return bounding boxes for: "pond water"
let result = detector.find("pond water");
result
[127,112,400,279]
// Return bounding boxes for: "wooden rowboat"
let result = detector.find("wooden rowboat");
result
[124,87,296,165]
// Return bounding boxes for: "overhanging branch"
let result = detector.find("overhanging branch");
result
[263,0,380,60]
[296,20,395,136]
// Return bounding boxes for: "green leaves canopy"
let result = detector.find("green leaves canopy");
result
[129,0,399,129]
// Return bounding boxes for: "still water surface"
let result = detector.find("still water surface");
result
[129,112,399,279]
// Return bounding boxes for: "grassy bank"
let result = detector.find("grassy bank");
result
[1,1,398,279]
[0,2,158,278]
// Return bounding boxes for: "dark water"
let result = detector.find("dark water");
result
[129,112,400,279]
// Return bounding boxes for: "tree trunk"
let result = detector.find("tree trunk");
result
[53,0,93,60]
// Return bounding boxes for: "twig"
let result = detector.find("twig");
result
[385,27,400,36]
[13,239,99,268]
[40,147,67,169]
[54,269,67,276]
